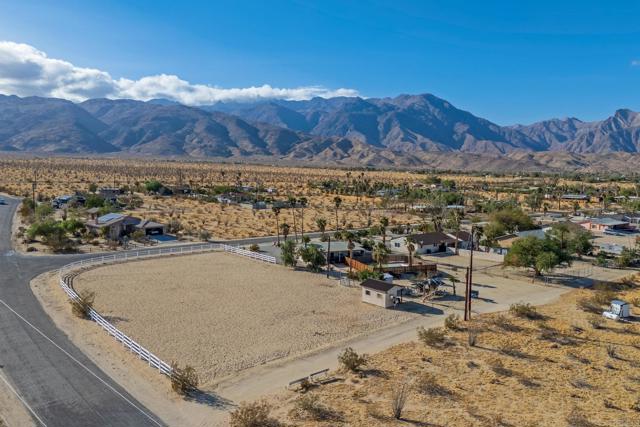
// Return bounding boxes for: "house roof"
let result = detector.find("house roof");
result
[592,217,629,226]
[88,213,140,228]
[310,241,364,253]
[406,232,456,246]
[136,219,165,229]
[360,279,397,293]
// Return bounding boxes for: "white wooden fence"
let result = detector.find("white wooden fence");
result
[57,242,276,377]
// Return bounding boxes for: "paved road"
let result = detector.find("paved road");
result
[0,196,165,427]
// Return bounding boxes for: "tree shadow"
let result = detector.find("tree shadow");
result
[103,315,129,325]
[183,389,234,409]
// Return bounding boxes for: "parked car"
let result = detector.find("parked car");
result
[0,198,6,205]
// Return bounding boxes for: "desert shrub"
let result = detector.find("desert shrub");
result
[606,344,618,359]
[592,289,617,306]
[509,302,543,320]
[170,362,199,395]
[491,314,521,332]
[632,398,640,412]
[198,229,211,241]
[249,243,260,252]
[415,373,451,396]
[289,394,338,421]
[468,330,478,347]
[71,290,95,319]
[390,381,410,419]
[588,315,604,330]
[632,297,640,307]
[338,347,367,372]
[566,409,597,427]
[577,298,602,314]
[229,401,279,427]
[444,313,461,330]
[500,344,528,359]
[489,359,514,377]
[417,327,446,347]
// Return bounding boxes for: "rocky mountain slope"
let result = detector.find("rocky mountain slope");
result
[1,93,640,169]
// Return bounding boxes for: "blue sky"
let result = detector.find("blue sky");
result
[1,0,639,124]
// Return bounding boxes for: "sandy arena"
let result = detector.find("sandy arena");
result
[73,252,420,386]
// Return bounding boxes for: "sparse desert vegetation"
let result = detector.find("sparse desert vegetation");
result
[265,275,640,426]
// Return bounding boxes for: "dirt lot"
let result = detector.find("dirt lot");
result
[269,275,640,427]
[73,252,421,386]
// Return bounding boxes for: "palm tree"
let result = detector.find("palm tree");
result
[272,206,281,246]
[333,196,342,231]
[405,237,415,267]
[316,217,327,239]
[372,242,390,271]
[298,197,308,240]
[280,222,290,242]
[379,216,389,245]
[343,231,356,276]
[449,276,459,296]
[288,196,298,242]
[302,235,310,248]
[451,209,463,255]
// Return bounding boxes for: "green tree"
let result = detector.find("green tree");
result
[280,239,297,268]
[144,180,162,193]
[379,216,389,245]
[405,237,416,267]
[298,244,325,272]
[272,206,281,246]
[316,217,327,239]
[280,222,290,241]
[333,196,342,231]
[372,242,390,270]
[504,236,566,277]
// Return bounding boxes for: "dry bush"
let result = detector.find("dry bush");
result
[415,373,452,397]
[230,401,279,427]
[509,302,543,320]
[289,394,340,421]
[591,289,617,306]
[606,344,618,359]
[588,315,604,330]
[338,347,367,372]
[468,329,479,347]
[577,298,602,314]
[170,362,199,395]
[71,290,95,319]
[444,313,461,330]
[390,381,410,419]
[417,326,446,347]
[491,314,521,332]
[566,409,598,427]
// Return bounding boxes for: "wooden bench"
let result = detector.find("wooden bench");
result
[287,368,331,390]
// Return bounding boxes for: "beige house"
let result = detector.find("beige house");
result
[360,279,403,309]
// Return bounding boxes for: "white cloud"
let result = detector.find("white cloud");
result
[0,41,359,104]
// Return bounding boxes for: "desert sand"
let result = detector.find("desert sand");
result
[73,252,421,386]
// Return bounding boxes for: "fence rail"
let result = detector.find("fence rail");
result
[57,241,277,377]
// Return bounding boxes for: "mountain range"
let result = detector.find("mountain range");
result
[1,93,640,170]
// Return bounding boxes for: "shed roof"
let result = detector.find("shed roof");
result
[360,279,397,293]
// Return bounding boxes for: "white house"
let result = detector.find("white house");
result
[388,232,457,255]
[360,279,403,308]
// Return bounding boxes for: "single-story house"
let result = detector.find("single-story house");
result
[360,279,403,308]
[445,230,472,250]
[86,207,101,220]
[98,187,121,202]
[85,213,140,240]
[388,232,457,254]
[309,240,366,263]
[596,243,625,256]
[579,217,632,232]
[561,194,590,202]
[135,219,166,236]
[495,228,549,249]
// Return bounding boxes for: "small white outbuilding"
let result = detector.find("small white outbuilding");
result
[603,300,631,321]
[360,279,403,309]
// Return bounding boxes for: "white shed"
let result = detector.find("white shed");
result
[360,279,403,309]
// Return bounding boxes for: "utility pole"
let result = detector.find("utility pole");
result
[464,225,475,321]
[326,236,331,278]
[464,266,470,321]
[31,169,38,205]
